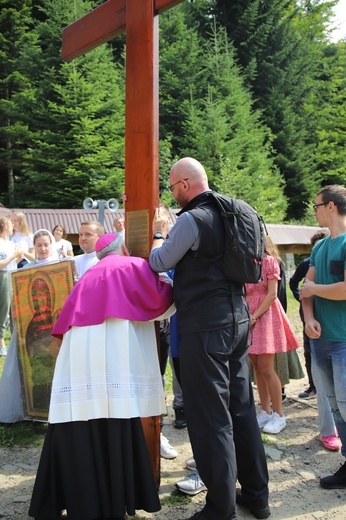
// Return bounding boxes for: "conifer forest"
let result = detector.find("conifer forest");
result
[0,0,345,223]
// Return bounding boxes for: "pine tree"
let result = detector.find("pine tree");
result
[0,0,36,206]
[0,0,125,208]
[180,24,286,220]
[159,6,202,154]
[311,41,346,187]
[186,0,341,219]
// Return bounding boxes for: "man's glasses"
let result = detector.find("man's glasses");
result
[313,202,329,211]
[168,178,189,193]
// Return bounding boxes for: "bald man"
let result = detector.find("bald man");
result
[149,158,269,520]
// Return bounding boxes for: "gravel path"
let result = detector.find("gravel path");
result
[1,376,346,519]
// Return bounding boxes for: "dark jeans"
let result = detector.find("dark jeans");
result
[180,320,269,520]
[17,258,29,269]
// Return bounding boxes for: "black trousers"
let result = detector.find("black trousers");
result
[180,317,269,519]
[159,319,170,377]
[303,326,315,389]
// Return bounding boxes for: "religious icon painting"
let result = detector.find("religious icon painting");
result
[11,260,75,421]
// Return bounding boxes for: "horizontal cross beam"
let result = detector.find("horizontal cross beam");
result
[62,0,183,61]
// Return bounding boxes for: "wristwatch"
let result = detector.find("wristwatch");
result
[153,232,165,240]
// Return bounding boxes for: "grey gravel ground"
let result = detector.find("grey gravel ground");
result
[1,375,346,520]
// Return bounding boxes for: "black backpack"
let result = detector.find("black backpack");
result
[210,191,266,284]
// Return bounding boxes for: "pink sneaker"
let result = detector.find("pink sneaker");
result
[320,435,341,451]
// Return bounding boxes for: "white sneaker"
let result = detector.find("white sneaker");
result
[256,410,272,429]
[185,457,197,471]
[262,412,286,434]
[160,434,177,459]
[175,471,207,495]
[0,345,7,357]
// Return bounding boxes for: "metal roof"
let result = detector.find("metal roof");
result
[4,207,123,234]
[1,205,325,251]
[265,223,327,246]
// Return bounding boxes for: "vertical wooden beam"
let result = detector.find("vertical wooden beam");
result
[124,0,161,484]
[60,0,184,489]
[124,0,159,259]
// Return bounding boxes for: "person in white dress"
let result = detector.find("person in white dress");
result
[26,229,59,266]
[0,217,23,356]
[52,224,74,260]
[113,215,125,239]
[0,229,59,420]
[10,211,35,267]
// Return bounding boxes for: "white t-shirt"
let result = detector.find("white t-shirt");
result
[11,232,34,253]
[0,238,17,272]
[55,238,73,259]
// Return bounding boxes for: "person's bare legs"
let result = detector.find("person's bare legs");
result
[249,354,271,413]
[250,353,283,415]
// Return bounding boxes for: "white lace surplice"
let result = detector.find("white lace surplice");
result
[49,317,166,424]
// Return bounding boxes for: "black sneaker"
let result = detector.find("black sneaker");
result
[174,407,187,429]
[298,386,316,399]
[282,388,287,402]
[320,462,346,489]
[236,489,271,519]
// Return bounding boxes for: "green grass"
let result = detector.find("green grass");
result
[285,285,302,336]
[0,356,5,376]
[160,489,192,507]
[164,359,173,395]
[286,283,300,314]
[0,421,48,448]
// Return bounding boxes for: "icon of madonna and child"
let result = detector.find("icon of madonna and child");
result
[2,229,75,421]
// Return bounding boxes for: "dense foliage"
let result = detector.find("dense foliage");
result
[0,0,345,222]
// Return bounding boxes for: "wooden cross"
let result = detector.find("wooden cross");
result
[62,0,184,257]
[61,0,184,486]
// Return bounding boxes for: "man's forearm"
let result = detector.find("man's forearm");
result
[311,281,346,301]
[301,297,314,322]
